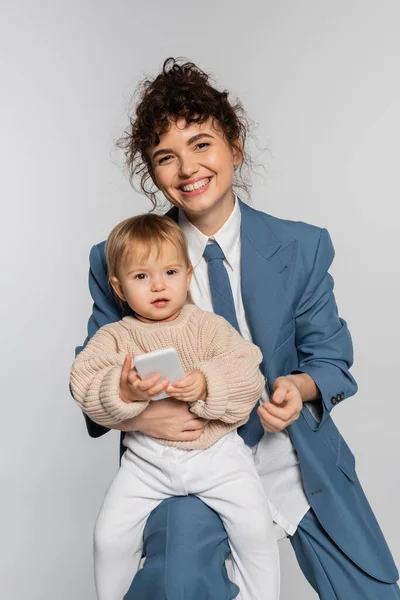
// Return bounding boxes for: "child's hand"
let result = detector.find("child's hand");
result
[120,355,170,403]
[166,370,207,402]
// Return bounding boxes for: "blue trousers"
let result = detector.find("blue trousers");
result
[123,497,399,600]
[290,509,400,600]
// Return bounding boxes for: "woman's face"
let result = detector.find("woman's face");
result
[149,118,242,223]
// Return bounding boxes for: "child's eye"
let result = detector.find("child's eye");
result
[134,273,147,280]
[166,269,177,276]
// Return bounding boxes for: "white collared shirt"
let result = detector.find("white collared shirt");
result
[179,199,310,536]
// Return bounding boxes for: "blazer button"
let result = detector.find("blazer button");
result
[340,392,345,400]
[336,394,342,402]
[331,397,337,405]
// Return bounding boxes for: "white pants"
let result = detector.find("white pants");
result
[94,431,280,600]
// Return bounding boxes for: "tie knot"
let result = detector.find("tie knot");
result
[203,242,225,263]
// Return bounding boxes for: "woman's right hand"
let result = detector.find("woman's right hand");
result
[119,354,170,403]
[111,397,208,441]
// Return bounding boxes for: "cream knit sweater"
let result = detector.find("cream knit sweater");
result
[70,304,265,450]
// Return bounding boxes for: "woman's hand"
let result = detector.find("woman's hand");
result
[119,354,170,403]
[257,375,303,432]
[112,397,208,441]
[166,370,207,402]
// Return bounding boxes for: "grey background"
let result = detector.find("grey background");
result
[1,1,399,598]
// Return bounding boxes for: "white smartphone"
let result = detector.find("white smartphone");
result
[133,347,186,401]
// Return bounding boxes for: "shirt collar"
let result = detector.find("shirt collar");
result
[179,196,241,270]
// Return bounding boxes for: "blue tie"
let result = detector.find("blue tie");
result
[203,242,264,446]
[203,243,240,332]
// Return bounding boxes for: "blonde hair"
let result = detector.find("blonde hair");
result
[105,213,192,281]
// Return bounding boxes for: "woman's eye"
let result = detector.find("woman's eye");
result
[134,273,147,280]
[195,142,209,150]
[158,155,173,165]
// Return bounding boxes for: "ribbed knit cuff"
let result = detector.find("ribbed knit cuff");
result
[190,362,229,420]
[98,366,149,423]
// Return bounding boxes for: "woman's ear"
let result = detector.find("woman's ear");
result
[232,139,243,168]
[110,276,126,302]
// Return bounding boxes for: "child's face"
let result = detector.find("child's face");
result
[111,242,192,323]
[149,117,242,222]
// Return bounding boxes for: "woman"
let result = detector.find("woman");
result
[75,58,399,599]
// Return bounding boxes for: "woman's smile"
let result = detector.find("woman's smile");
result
[150,118,241,233]
[178,176,213,196]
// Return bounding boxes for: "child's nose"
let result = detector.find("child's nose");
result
[152,278,166,291]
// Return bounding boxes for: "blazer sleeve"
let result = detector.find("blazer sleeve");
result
[293,228,358,422]
[73,243,123,437]
[190,315,266,424]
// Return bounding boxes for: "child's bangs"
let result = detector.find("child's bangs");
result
[124,232,185,267]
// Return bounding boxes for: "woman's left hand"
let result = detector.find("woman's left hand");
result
[257,376,303,432]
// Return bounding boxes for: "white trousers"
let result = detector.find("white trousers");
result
[94,431,280,600]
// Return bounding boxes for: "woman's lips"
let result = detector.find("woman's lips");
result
[178,177,212,198]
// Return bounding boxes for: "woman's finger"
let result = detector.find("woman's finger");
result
[261,401,297,423]
[172,429,205,442]
[271,387,288,405]
[257,405,288,432]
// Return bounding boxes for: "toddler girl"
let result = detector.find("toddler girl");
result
[70,213,279,600]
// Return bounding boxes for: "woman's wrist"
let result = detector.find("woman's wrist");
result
[287,372,321,403]
[108,415,141,432]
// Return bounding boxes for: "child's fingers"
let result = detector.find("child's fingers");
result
[126,366,140,386]
[147,379,170,397]
[136,374,161,391]
[167,377,198,392]
[170,375,192,389]
[121,355,133,382]
[167,385,201,402]
[169,393,194,402]
[166,382,196,396]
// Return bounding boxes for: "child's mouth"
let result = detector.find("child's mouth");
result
[152,299,170,308]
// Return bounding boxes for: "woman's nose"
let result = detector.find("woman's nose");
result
[179,156,199,178]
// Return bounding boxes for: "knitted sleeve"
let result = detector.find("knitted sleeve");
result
[70,325,149,425]
[190,313,265,424]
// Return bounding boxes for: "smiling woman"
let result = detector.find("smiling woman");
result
[118,57,251,210]
[148,118,242,232]
[74,57,400,600]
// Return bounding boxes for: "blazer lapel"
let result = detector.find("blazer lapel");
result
[167,200,296,373]
[240,201,297,374]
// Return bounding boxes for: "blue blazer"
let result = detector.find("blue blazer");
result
[77,200,398,583]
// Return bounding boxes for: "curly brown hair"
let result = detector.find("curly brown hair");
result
[118,57,253,208]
